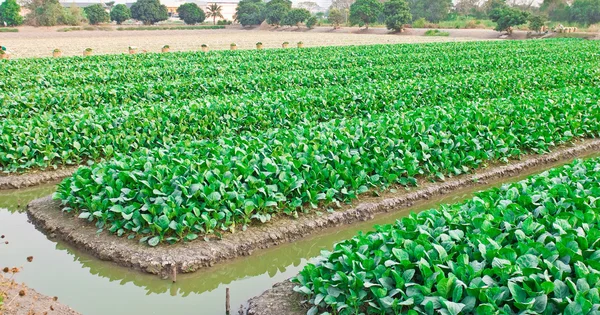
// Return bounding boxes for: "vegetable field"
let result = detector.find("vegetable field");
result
[293,157,600,315]
[2,39,598,245]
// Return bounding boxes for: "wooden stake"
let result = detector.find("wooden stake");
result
[226,287,230,315]
[171,264,177,283]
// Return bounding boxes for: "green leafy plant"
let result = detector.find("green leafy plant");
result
[53,80,600,245]
[1,40,598,174]
[294,157,600,314]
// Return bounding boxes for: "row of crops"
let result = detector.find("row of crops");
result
[293,157,600,315]
[1,38,598,246]
[1,40,599,173]
[43,39,599,246]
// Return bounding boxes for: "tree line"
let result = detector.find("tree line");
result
[1,0,598,29]
[0,0,226,27]
[233,0,600,31]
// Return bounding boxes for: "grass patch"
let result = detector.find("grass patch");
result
[552,32,595,39]
[0,28,18,32]
[413,17,496,29]
[116,25,225,31]
[424,29,450,36]
[438,18,495,29]
[57,26,113,32]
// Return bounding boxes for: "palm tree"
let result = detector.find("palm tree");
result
[206,3,224,25]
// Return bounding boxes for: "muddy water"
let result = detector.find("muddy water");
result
[0,153,598,315]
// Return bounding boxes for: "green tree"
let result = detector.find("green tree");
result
[383,0,411,32]
[540,0,570,21]
[407,0,451,22]
[306,15,317,28]
[110,4,131,24]
[24,0,64,26]
[328,7,344,28]
[283,7,310,26]
[570,0,600,25]
[130,0,168,25]
[61,4,86,25]
[349,0,382,28]
[265,0,291,25]
[455,0,483,17]
[235,0,265,26]
[528,14,545,32]
[0,0,24,26]
[84,4,109,25]
[177,3,205,24]
[483,0,506,17]
[490,5,529,32]
[206,3,224,24]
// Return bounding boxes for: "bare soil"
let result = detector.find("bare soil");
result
[1,26,489,58]
[0,274,80,315]
[26,138,600,278]
[246,280,305,315]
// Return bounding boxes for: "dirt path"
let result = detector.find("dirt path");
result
[0,274,80,315]
[1,26,485,58]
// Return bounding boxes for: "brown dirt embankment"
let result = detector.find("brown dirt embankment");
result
[0,274,80,315]
[0,167,78,190]
[246,280,305,315]
[26,139,600,278]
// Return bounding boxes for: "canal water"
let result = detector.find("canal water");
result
[0,152,597,315]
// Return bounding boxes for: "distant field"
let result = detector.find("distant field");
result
[1,27,482,58]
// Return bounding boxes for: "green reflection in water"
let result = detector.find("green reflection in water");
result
[0,152,597,315]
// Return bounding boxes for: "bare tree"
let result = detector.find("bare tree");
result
[298,1,321,13]
[455,0,483,15]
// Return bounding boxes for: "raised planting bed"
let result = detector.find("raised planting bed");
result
[0,166,78,190]
[248,156,600,315]
[27,139,600,276]
[291,157,600,315]
[53,84,600,246]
